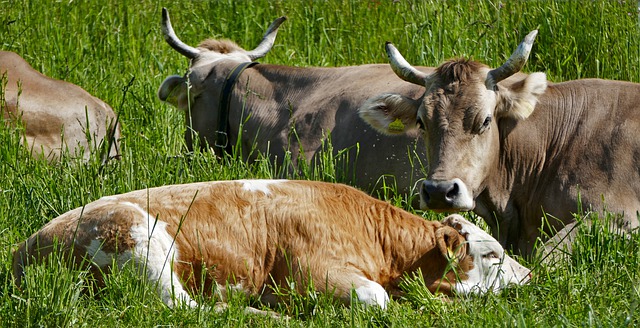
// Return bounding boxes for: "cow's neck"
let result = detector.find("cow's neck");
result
[375,206,448,292]
[215,61,259,155]
[226,64,335,163]
[478,82,591,255]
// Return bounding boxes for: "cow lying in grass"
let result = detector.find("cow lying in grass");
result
[13,180,530,315]
[0,51,120,163]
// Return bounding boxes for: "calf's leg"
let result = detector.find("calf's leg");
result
[319,267,389,309]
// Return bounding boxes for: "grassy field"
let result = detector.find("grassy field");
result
[2,0,640,326]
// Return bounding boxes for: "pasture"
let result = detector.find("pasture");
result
[2,0,640,326]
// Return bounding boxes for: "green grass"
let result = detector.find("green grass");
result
[2,0,640,326]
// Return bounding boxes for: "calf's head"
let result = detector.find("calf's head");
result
[359,32,547,212]
[432,215,531,294]
[157,8,285,150]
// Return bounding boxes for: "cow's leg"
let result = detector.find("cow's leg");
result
[127,208,198,308]
[127,249,197,308]
[318,268,390,309]
[351,276,390,308]
[203,281,284,318]
[212,302,285,319]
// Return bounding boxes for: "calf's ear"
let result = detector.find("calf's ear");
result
[358,93,421,135]
[436,226,467,264]
[496,72,547,120]
[158,75,188,108]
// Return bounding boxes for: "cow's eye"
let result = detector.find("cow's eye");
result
[483,116,492,127]
[416,117,426,130]
[478,116,492,134]
[483,251,500,259]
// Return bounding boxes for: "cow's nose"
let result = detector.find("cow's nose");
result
[420,179,472,210]
[422,180,457,209]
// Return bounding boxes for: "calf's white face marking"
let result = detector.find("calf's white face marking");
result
[445,215,531,294]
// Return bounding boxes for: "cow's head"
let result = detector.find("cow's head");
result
[359,31,547,212]
[157,8,285,150]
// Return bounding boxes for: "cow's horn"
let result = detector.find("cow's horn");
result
[247,16,287,61]
[386,42,430,86]
[161,8,200,59]
[488,30,538,84]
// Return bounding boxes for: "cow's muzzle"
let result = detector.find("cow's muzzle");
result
[419,178,474,211]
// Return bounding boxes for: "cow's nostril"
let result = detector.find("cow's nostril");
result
[446,182,459,200]
[420,183,431,203]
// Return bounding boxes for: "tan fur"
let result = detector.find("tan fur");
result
[13,180,483,307]
[435,59,488,86]
[197,39,244,54]
[0,51,120,162]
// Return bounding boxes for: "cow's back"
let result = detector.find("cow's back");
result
[0,51,120,162]
[107,180,389,294]
[231,64,431,197]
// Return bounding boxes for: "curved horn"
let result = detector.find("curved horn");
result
[246,16,287,61]
[385,42,430,86]
[488,30,538,84]
[161,8,200,59]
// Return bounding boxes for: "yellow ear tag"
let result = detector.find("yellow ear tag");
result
[388,118,405,132]
[447,247,458,264]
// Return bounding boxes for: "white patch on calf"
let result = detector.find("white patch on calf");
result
[125,201,197,308]
[86,240,114,267]
[354,277,390,309]
[240,179,286,195]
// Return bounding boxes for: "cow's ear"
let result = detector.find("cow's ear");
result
[158,75,188,108]
[358,93,421,135]
[496,72,547,120]
[436,226,467,263]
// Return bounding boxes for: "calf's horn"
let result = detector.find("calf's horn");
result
[488,30,538,84]
[161,8,200,59]
[385,42,430,86]
[246,16,287,61]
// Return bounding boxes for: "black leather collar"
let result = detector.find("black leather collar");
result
[215,61,259,154]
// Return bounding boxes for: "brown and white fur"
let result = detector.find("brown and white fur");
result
[13,180,530,314]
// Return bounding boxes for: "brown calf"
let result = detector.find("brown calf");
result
[13,180,530,314]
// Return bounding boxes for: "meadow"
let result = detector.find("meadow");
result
[2,0,640,326]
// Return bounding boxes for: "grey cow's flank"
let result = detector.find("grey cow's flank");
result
[156,8,435,198]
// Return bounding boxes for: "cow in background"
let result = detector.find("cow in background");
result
[1,51,120,163]
[157,8,432,197]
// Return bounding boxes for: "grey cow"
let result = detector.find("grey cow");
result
[157,8,434,197]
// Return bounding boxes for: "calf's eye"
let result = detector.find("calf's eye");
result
[483,252,500,259]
